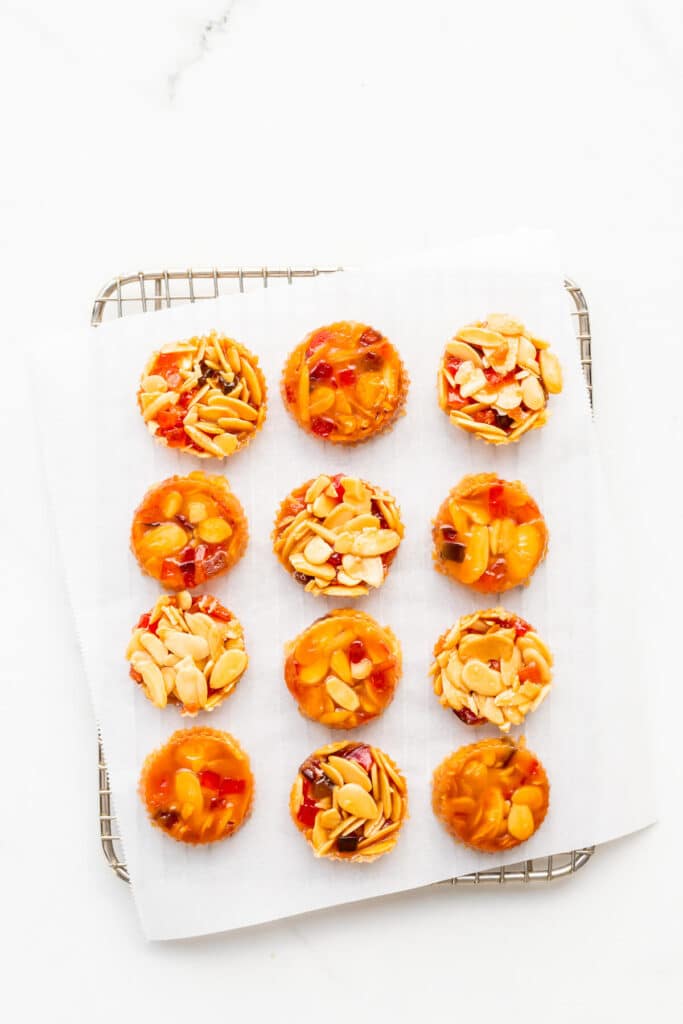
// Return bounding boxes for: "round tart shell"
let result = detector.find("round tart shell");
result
[281,321,408,445]
[131,472,248,590]
[432,473,548,593]
[137,332,267,459]
[431,608,553,731]
[140,727,254,846]
[272,474,404,597]
[432,738,549,853]
[284,609,401,728]
[290,741,408,862]
[437,314,563,445]
[127,592,248,715]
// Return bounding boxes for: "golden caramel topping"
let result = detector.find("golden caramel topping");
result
[131,472,248,590]
[140,728,254,845]
[438,314,563,444]
[431,608,553,731]
[432,738,549,852]
[137,332,267,458]
[285,610,401,728]
[290,741,408,861]
[127,592,248,714]
[432,473,547,592]
[281,322,407,444]
[273,474,404,596]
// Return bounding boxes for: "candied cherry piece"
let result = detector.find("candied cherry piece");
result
[198,769,221,791]
[219,777,247,796]
[337,367,357,387]
[488,482,508,518]
[310,360,334,382]
[311,416,336,437]
[297,801,319,827]
[348,639,366,663]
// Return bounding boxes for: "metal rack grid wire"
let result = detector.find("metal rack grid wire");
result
[92,266,595,886]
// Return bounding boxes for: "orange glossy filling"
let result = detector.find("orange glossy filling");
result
[131,473,247,590]
[282,322,405,443]
[141,729,253,845]
[432,738,549,852]
[433,474,547,592]
[285,611,400,728]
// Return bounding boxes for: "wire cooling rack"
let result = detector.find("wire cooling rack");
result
[92,267,595,886]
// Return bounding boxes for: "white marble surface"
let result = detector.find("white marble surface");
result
[1,0,680,1019]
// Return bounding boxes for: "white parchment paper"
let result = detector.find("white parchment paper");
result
[33,250,655,940]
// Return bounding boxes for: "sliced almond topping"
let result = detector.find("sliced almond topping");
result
[337,784,378,820]
[325,676,360,711]
[303,535,333,565]
[521,374,545,410]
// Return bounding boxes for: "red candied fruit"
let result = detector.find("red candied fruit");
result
[348,639,366,663]
[165,427,190,447]
[446,356,462,377]
[219,777,246,796]
[311,417,335,437]
[519,663,542,685]
[488,482,508,518]
[306,330,332,358]
[359,328,382,347]
[500,616,531,637]
[369,670,389,693]
[136,612,151,630]
[328,551,343,568]
[309,360,334,383]
[337,367,357,387]
[157,408,182,430]
[478,558,508,589]
[331,473,345,500]
[343,744,373,771]
[198,770,221,791]
[297,801,319,828]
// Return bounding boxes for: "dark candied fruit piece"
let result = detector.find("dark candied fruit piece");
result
[336,834,360,853]
[358,328,383,347]
[454,707,487,726]
[328,551,343,567]
[155,809,180,829]
[440,524,458,542]
[310,776,334,800]
[360,351,383,371]
[494,412,514,431]
[294,570,313,585]
[440,541,466,563]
